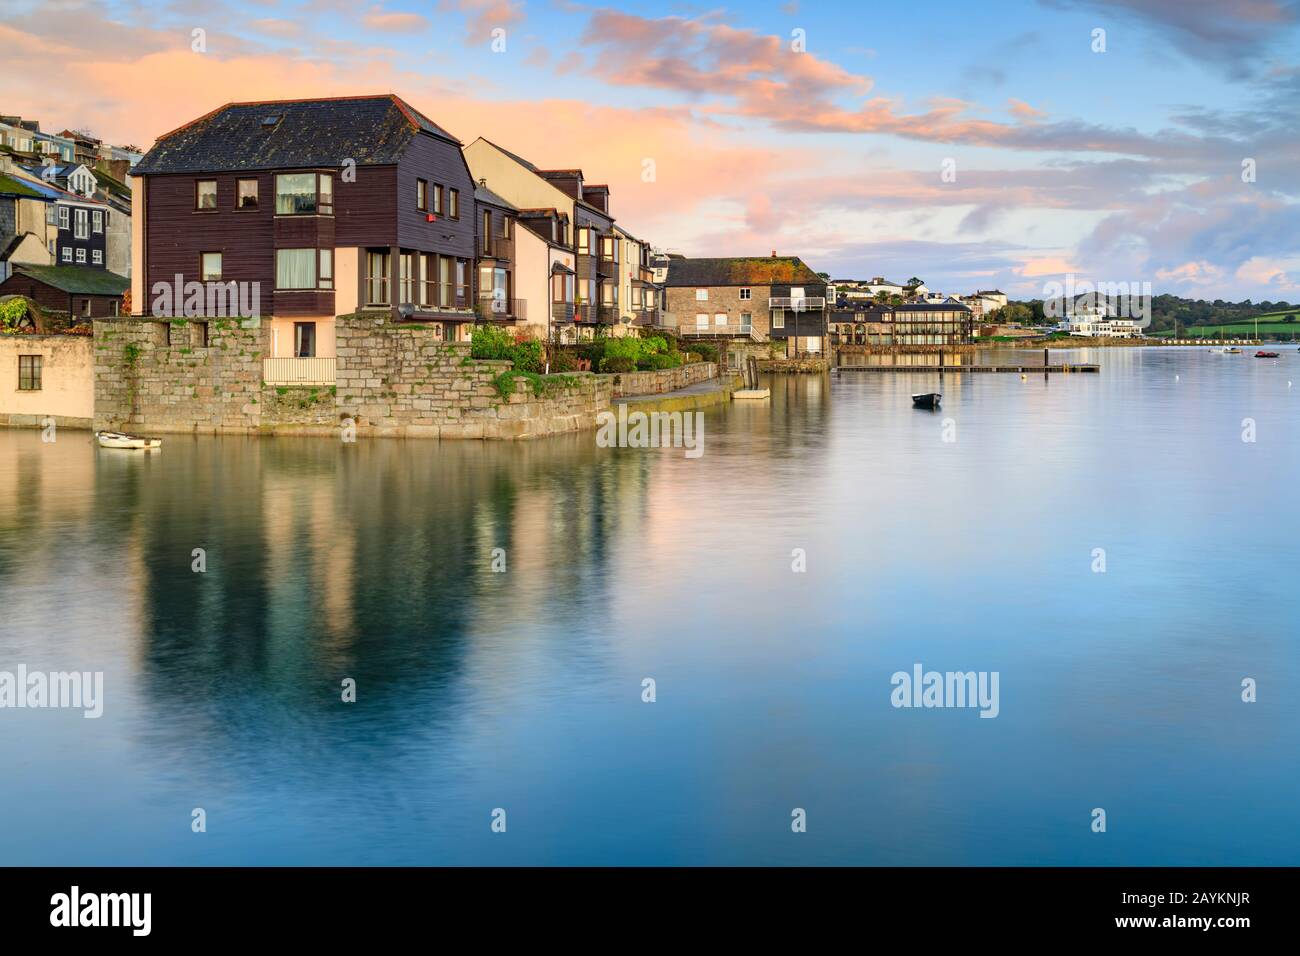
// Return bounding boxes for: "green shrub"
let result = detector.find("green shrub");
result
[602,337,645,362]
[549,349,580,372]
[601,355,636,373]
[508,338,545,373]
[638,352,683,371]
[688,342,719,363]
[470,323,516,360]
[0,297,29,333]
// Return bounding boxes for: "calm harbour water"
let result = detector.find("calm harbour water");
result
[1,346,1297,865]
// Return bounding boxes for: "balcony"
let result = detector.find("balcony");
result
[573,304,617,325]
[475,296,526,321]
[769,296,827,310]
[551,302,575,323]
[263,357,336,385]
[478,235,513,260]
[680,322,765,342]
[575,253,598,280]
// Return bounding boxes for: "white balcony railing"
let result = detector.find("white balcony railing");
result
[263,357,336,385]
[769,296,826,310]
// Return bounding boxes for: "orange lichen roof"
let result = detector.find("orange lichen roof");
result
[663,256,823,287]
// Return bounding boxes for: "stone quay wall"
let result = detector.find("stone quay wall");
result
[335,315,611,439]
[93,316,613,439]
[609,361,716,398]
[94,318,266,433]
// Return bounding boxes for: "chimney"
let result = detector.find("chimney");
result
[478,178,486,188]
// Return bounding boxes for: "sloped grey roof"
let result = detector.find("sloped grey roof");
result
[135,95,458,175]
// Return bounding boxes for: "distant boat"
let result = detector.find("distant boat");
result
[96,430,162,450]
[912,392,941,409]
[1254,350,1280,359]
[1210,347,1241,354]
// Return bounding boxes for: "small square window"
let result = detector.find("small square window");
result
[237,179,259,209]
[18,355,42,391]
[695,289,708,301]
[201,252,222,281]
[92,250,102,264]
[61,247,72,262]
[75,248,86,263]
[196,180,217,210]
[739,288,751,300]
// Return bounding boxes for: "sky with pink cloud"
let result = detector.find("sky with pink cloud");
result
[4,0,1300,299]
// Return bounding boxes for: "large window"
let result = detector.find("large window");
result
[58,206,69,229]
[237,179,259,210]
[366,251,390,304]
[399,253,414,304]
[196,180,217,210]
[417,179,428,211]
[18,355,41,391]
[275,173,332,215]
[276,248,317,289]
[74,209,88,239]
[439,256,453,308]
[577,228,590,254]
[448,188,459,219]
[456,260,468,306]
[92,210,103,233]
[201,252,222,281]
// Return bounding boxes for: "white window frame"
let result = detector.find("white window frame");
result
[61,247,72,262]
[75,248,86,263]
[58,206,69,229]
[92,210,103,233]
[714,313,727,326]
[74,208,88,240]
[739,287,751,300]
[695,313,708,329]
[695,288,708,301]
[92,250,103,264]
[772,309,785,329]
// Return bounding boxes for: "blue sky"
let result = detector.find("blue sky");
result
[6,0,1300,299]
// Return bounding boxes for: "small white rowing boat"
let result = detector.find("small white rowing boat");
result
[96,430,162,450]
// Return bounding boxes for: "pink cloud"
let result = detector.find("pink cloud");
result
[361,5,429,32]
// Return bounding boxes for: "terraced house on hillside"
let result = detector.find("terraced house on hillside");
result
[662,255,829,356]
[130,94,481,384]
[462,138,662,341]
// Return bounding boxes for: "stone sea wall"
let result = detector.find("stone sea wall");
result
[93,315,613,439]
[609,361,716,398]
